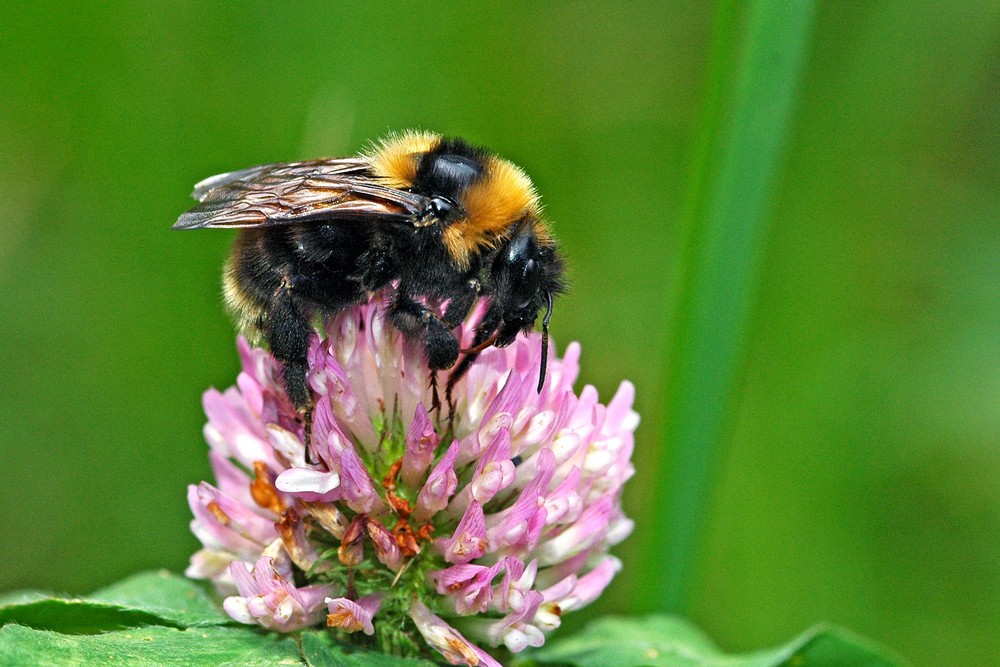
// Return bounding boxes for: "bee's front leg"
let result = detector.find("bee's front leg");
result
[389,294,459,412]
[389,294,460,370]
[442,278,481,329]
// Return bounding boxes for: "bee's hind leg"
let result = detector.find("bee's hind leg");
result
[264,279,315,414]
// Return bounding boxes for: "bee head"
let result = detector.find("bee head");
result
[414,139,565,389]
[487,220,565,391]
[367,131,565,391]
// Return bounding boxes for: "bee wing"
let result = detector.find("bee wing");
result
[174,158,428,230]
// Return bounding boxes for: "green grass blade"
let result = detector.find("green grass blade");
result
[648,0,818,612]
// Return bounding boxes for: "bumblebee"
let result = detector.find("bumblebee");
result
[175,131,565,411]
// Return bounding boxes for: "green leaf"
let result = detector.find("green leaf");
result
[517,616,907,667]
[750,625,909,667]
[0,572,439,666]
[89,570,231,627]
[0,571,230,634]
[0,598,179,635]
[0,624,303,667]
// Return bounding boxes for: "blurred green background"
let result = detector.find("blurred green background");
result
[1,2,997,665]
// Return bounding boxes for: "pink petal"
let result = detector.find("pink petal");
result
[309,343,377,446]
[308,395,356,468]
[485,448,555,552]
[481,371,527,432]
[401,404,440,489]
[409,600,501,667]
[188,483,276,554]
[470,429,515,504]
[441,501,487,564]
[535,497,614,566]
[494,557,530,614]
[432,563,492,593]
[604,380,639,433]
[338,445,385,514]
[562,556,621,611]
[208,450,254,508]
[444,428,515,521]
[202,387,274,469]
[484,590,545,652]
[325,595,380,635]
[541,466,583,526]
[224,557,332,631]
[431,562,499,615]
[414,441,459,522]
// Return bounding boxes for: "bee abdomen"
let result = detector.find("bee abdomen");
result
[223,229,290,342]
[223,254,266,342]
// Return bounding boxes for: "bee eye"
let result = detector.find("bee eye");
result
[428,196,456,221]
[515,258,541,308]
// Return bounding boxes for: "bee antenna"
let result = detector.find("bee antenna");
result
[537,289,553,393]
